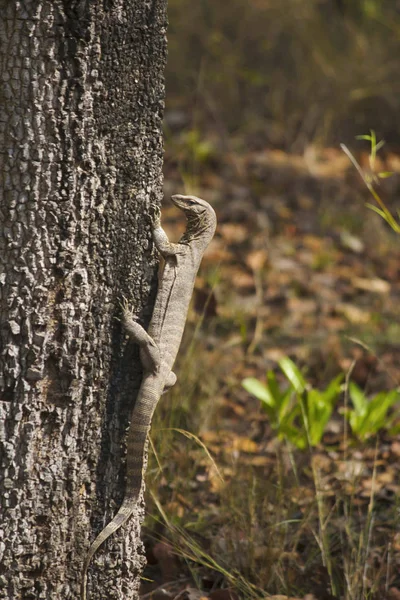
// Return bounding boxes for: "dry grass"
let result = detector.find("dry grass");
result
[144,318,400,599]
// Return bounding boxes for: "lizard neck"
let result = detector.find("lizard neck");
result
[180,208,217,249]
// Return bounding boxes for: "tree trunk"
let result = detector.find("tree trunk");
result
[0,1,167,598]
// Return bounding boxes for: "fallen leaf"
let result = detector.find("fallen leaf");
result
[386,153,400,172]
[377,469,396,484]
[340,231,364,253]
[246,249,268,271]
[336,303,370,324]
[223,266,255,290]
[302,235,324,251]
[352,276,390,294]
[336,460,365,480]
[288,298,317,315]
[304,145,350,178]
[219,223,248,244]
[311,454,333,472]
[232,437,259,453]
[240,455,274,467]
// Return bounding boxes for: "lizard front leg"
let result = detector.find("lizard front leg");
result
[152,214,182,258]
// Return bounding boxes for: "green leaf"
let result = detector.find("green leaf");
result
[388,422,400,436]
[365,203,388,219]
[306,391,327,445]
[242,377,279,424]
[305,380,342,446]
[366,391,400,425]
[266,371,281,403]
[349,413,364,438]
[279,396,300,427]
[279,422,307,449]
[242,378,276,408]
[279,357,307,394]
[365,203,400,231]
[356,135,372,141]
[349,382,367,416]
[370,130,377,162]
[347,386,400,440]
[377,171,394,179]
[320,374,344,406]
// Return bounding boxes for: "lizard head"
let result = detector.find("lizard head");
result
[171,194,217,244]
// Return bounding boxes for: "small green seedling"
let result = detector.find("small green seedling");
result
[279,358,343,449]
[345,382,400,441]
[341,130,400,233]
[242,367,297,438]
[242,358,343,449]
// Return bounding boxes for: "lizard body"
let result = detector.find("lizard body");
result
[81,195,217,600]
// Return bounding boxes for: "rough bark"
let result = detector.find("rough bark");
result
[0,1,167,598]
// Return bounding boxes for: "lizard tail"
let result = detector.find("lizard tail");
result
[81,428,147,600]
[80,496,138,600]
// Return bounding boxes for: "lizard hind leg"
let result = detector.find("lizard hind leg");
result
[122,306,160,373]
[163,371,177,394]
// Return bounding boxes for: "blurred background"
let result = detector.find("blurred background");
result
[143,3,400,600]
[166,0,400,148]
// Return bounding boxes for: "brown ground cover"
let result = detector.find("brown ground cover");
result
[140,137,400,600]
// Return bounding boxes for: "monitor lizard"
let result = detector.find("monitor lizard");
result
[81,194,217,600]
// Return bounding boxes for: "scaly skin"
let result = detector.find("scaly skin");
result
[81,195,217,600]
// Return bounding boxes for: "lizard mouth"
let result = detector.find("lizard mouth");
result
[171,194,187,210]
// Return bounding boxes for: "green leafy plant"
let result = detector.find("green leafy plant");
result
[242,365,301,444]
[279,358,343,449]
[242,358,343,449]
[341,131,400,233]
[345,382,400,441]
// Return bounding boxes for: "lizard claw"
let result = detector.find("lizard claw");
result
[119,295,128,312]
[117,295,137,323]
[152,205,162,228]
